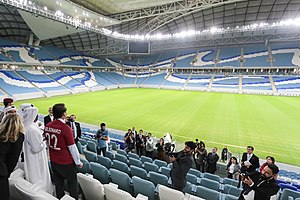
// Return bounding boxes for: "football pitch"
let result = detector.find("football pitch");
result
[16,88,300,166]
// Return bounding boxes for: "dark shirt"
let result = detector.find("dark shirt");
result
[0,133,24,177]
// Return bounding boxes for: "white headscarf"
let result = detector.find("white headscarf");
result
[21,104,38,130]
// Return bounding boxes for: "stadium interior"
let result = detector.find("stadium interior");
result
[1,0,300,199]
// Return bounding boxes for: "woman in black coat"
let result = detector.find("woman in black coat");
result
[0,114,25,199]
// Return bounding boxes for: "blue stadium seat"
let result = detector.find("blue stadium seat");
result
[90,162,110,184]
[182,182,193,194]
[115,153,128,164]
[132,176,156,200]
[144,162,159,173]
[279,188,300,200]
[203,173,221,182]
[223,184,242,197]
[225,194,239,200]
[105,151,115,160]
[149,171,168,186]
[141,156,153,164]
[112,160,130,174]
[160,166,171,177]
[199,177,220,191]
[188,168,202,178]
[128,152,140,160]
[78,158,90,174]
[279,183,299,191]
[153,159,168,168]
[195,185,220,200]
[130,165,147,179]
[83,150,97,162]
[109,168,132,194]
[129,157,143,168]
[97,155,112,169]
[186,173,198,185]
[87,141,97,153]
[223,178,239,187]
[117,149,127,156]
[110,141,119,150]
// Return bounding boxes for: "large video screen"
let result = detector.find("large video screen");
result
[128,41,150,54]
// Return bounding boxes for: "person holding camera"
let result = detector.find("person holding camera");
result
[145,132,154,158]
[124,129,135,152]
[169,141,196,191]
[95,123,109,156]
[238,163,279,200]
[195,141,207,173]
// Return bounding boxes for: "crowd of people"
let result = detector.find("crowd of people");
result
[0,98,281,200]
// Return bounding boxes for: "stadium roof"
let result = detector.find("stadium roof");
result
[0,0,300,56]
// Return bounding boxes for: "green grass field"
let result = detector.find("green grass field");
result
[16,88,300,166]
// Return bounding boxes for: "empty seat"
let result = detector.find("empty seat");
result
[112,160,130,174]
[79,138,87,146]
[144,162,159,172]
[279,183,299,191]
[105,151,115,160]
[279,188,300,200]
[223,184,242,197]
[223,177,239,187]
[188,168,202,177]
[97,155,112,169]
[141,156,153,163]
[77,173,105,200]
[90,162,110,184]
[199,177,220,191]
[158,184,185,200]
[117,149,127,156]
[103,184,134,200]
[203,173,221,182]
[76,142,83,154]
[225,194,239,200]
[186,173,198,185]
[87,141,97,153]
[128,152,140,160]
[130,165,147,179]
[110,141,119,150]
[83,150,97,162]
[129,157,143,168]
[115,153,128,164]
[182,182,193,194]
[195,185,220,200]
[160,166,171,177]
[78,158,90,174]
[132,176,156,200]
[153,159,168,168]
[149,171,168,186]
[109,168,132,193]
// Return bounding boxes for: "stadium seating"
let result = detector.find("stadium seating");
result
[97,155,112,169]
[112,160,130,174]
[144,162,159,173]
[77,173,105,200]
[130,165,148,179]
[83,150,97,162]
[199,178,220,191]
[90,162,110,184]
[195,185,220,200]
[132,176,156,200]
[129,157,143,168]
[279,188,300,200]
[186,173,199,185]
[158,184,185,200]
[148,171,169,186]
[109,168,132,193]
[78,158,90,174]
[103,184,134,200]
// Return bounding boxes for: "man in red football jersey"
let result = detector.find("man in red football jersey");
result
[45,103,83,199]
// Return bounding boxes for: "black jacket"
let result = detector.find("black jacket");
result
[241,153,260,173]
[239,172,279,200]
[66,121,82,143]
[206,152,219,173]
[43,115,52,127]
[0,133,24,177]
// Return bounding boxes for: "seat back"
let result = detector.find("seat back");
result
[279,183,299,191]
[195,185,220,200]
[149,171,168,186]
[158,184,185,200]
[103,184,134,200]
[78,158,90,174]
[153,159,168,168]
[83,150,97,162]
[279,188,300,200]
[87,141,97,153]
[90,162,110,184]
[77,173,105,200]
[130,165,147,179]
[79,138,87,146]
[105,151,115,160]
[110,141,119,150]
[144,162,159,172]
[128,152,140,160]
[117,149,128,156]
[132,176,156,200]
[97,155,112,169]
[186,173,198,185]
[160,166,171,177]
[109,168,132,193]
[199,177,220,191]
[129,157,143,168]
[223,178,239,187]
[112,160,130,174]
[225,194,239,200]
[115,153,128,164]
[182,182,193,194]
[188,168,202,177]
[223,184,242,197]
[141,156,153,163]
[76,142,83,154]
[203,173,221,182]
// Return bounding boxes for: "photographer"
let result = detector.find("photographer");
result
[195,141,207,173]
[238,163,279,200]
[124,129,135,152]
[95,123,109,156]
[169,141,196,191]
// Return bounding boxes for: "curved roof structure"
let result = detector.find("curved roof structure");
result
[0,0,299,56]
